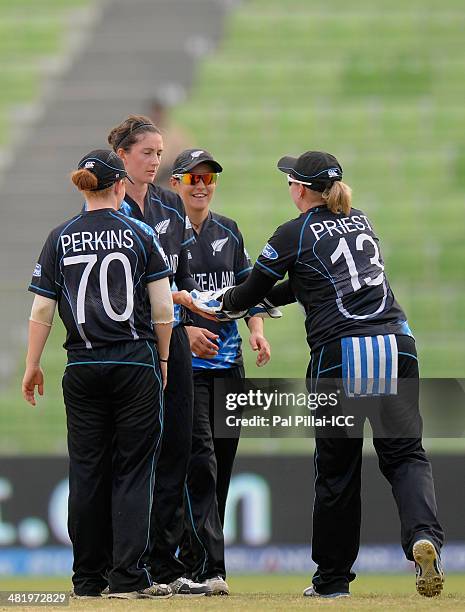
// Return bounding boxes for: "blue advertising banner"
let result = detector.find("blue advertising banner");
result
[0,455,463,574]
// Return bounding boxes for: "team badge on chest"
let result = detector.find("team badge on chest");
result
[211,237,229,256]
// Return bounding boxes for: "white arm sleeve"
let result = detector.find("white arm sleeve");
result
[30,294,57,327]
[148,277,174,324]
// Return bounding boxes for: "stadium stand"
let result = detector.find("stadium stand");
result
[0,0,233,384]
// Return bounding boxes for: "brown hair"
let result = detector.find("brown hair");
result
[70,169,113,198]
[107,114,161,152]
[321,180,352,215]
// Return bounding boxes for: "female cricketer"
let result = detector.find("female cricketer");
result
[197,150,445,599]
[107,116,212,596]
[22,149,174,600]
[170,148,271,594]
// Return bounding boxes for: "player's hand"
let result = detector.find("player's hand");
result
[186,326,219,359]
[160,361,168,390]
[249,333,271,367]
[22,364,44,407]
[172,290,217,321]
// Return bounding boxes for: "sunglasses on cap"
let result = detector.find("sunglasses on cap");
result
[173,172,218,186]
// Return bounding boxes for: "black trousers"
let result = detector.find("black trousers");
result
[180,366,244,581]
[308,335,444,595]
[63,341,163,595]
[150,326,194,583]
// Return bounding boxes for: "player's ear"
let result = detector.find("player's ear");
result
[115,179,125,196]
[169,177,178,191]
[116,147,126,163]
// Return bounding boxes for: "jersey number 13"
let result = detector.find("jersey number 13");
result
[330,233,384,292]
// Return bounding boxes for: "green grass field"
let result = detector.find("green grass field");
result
[175,0,465,379]
[1,0,465,453]
[0,575,464,611]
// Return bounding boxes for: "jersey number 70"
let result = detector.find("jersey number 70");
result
[63,253,134,324]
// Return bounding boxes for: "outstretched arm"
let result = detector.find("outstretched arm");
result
[222,267,277,311]
[266,279,296,307]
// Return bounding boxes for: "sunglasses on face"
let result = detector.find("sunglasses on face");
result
[173,172,218,186]
[287,174,313,187]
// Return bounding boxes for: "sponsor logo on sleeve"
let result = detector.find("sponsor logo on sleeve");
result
[32,263,42,277]
[211,237,229,256]
[261,243,278,260]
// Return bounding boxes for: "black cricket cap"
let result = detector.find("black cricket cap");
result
[77,149,134,191]
[277,150,343,192]
[172,148,223,174]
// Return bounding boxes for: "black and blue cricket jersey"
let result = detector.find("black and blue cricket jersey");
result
[120,183,194,284]
[29,208,171,350]
[256,205,408,351]
[188,211,252,369]
[119,183,196,326]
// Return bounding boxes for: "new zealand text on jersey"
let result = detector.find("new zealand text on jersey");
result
[168,254,178,275]
[194,271,235,292]
[60,229,134,253]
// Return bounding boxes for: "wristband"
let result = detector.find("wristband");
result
[159,358,169,363]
